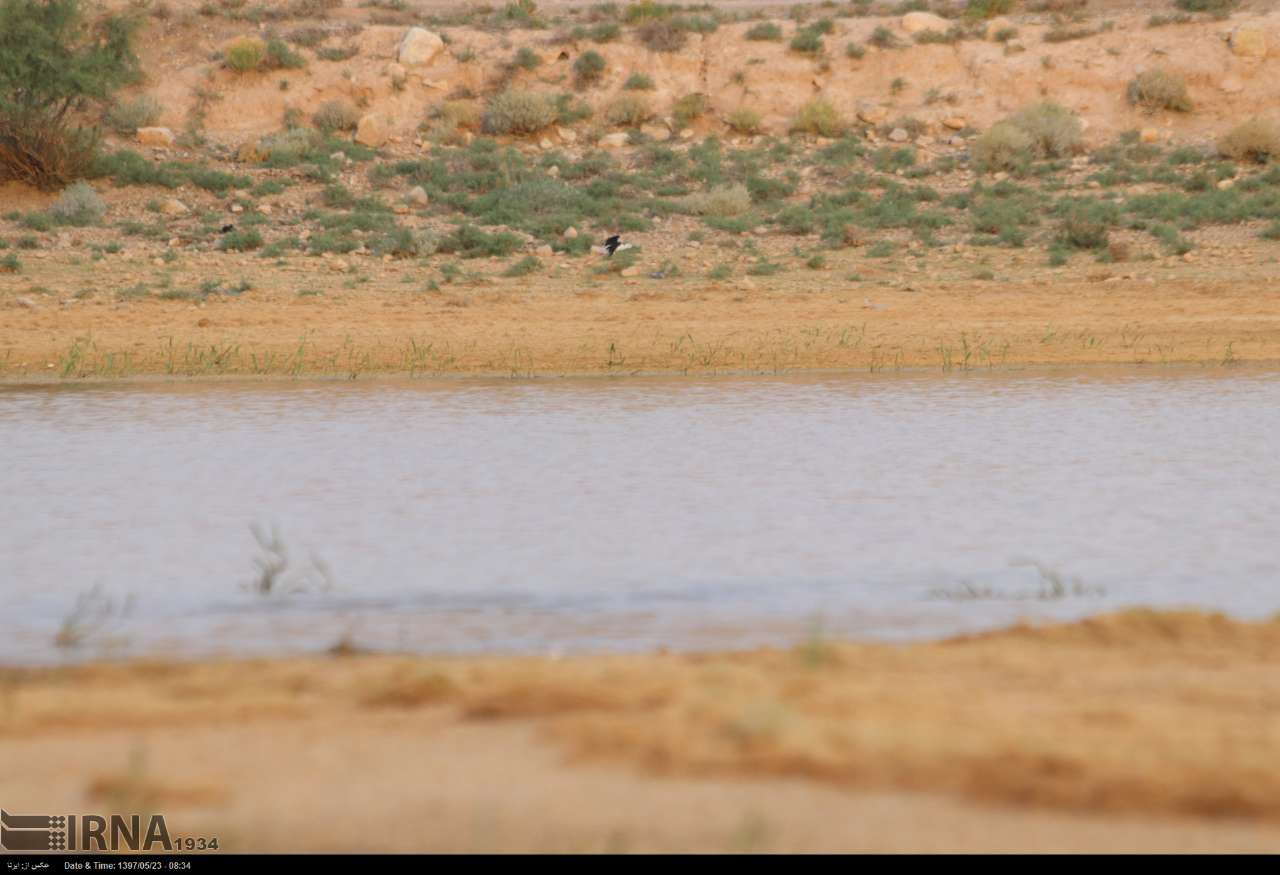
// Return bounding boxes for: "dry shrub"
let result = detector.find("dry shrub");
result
[605,93,652,128]
[637,19,687,52]
[1217,118,1280,164]
[681,183,751,217]
[1127,70,1192,113]
[312,99,360,133]
[790,99,845,137]
[1010,102,1082,158]
[482,89,556,135]
[972,121,1034,172]
[726,107,762,135]
[224,37,266,73]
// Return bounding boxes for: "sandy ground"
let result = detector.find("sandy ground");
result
[3,609,1279,852]
[5,254,1280,379]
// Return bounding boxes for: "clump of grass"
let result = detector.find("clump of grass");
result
[104,95,162,135]
[624,72,655,90]
[436,224,521,258]
[606,93,652,128]
[482,89,557,135]
[1173,0,1237,11]
[868,26,898,49]
[672,93,709,130]
[49,181,105,226]
[573,50,606,88]
[791,98,845,137]
[512,46,541,70]
[845,42,865,59]
[681,183,751,217]
[1127,69,1193,113]
[965,0,1015,17]
[0,253,19,273]
[726,107,763,135]
[977,102,1082,169]
[224,37,267,73]
[1217,118,1280,164]
[590,21,621,43]
[744,21,782,41]
[316,44,359,62]
[313,99,360,133]
[503,254,542,276]
[789,27,823,54]
[217,228,263,251]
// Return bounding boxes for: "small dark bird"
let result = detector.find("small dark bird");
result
[219,224,235,234]
[603,234,622,257]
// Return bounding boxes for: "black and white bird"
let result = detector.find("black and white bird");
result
[593,234,633,257]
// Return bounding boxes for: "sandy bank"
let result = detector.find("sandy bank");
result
[3,609,1279,851]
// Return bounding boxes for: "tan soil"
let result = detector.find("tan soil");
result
[4,246,1280,378]
[3,609,1280,852]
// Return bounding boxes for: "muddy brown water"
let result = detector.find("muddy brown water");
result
[2,367,1278,664]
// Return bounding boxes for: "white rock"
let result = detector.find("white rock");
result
[889,127,909,142]
[599,132,630,149]
[563,227,578,239]
[406,186,429,206]
[398,27,445,66]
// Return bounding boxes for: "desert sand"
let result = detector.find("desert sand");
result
[3,609,1279,852]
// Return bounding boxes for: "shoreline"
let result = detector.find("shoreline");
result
[4,608,1279,851]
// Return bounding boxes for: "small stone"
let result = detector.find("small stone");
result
[330,259,349,272]
[599,132,630,149]
[619,265,642,277]
[406,186,429,206]
[678,128,695,140]
[535,244,554,257]
[942,116,966,130]
[641,124,670,142]
[1139,127,1161,144]
[556,126,577,144]
[858,107,889,126]
[230,203,244,213]
[1220,77,1245,94]
[1217,178,1235,190]
[901,11,949,34]
[563,227,578,239]
[15,296,36,309]
[889,128,910,142]
[539,137,553,150]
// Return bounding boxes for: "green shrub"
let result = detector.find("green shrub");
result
[503,254,542,276]
[1217,118,1280,164]
[217,227,263,251]
[790,28,823,54]
[49,180,104,225]
[624,72,654,90]
[1058,201,1114,250]
[225,37,267,73]
[483,89,556,135]
[791,99,845,137]
[573,50,606,87]
[868,26,898,49]
[104,95,161,135]
[436,223,521,258]
[589,21,620,43]
[1127,69,1192,113]
[313,99,360,133]
[671,93,709,129]
[0,0,140,188]
[845,42,865,59]
[0,252,20,272]
[745,22,782,41]
[512,47,541,70]
[964,0,1014,18]
[1174,0,1236,10]
[606,93,652,128]
[264,38,305,70]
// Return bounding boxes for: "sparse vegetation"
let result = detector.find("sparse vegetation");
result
[791,99,845,137]
[1218,118,1280,164]
[1127,69,1193,114]
[573,50,606,87]
[483,89,556,135]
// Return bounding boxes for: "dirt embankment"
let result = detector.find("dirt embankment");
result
[3,609,1280,851]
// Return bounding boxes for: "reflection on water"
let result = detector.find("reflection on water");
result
[1,368,1278,664]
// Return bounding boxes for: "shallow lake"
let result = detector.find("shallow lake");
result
[2,367,1278,664]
